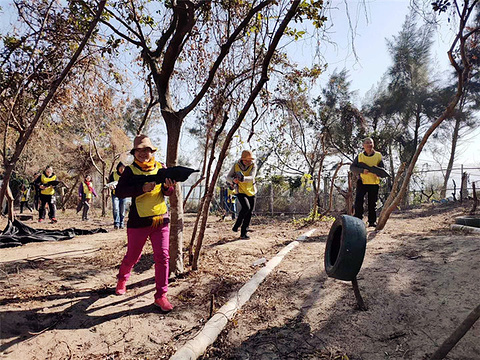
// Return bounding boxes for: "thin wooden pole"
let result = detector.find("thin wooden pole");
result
[351,277,368,311]
[429,303,480,360]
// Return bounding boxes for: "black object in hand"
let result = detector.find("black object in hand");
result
[139,166,199,184]
[233,171,244,182]
[44,180,61,187]
[356,163,390,178]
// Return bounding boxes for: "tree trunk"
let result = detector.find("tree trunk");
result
[312,151,326,216]
[0,164,15,220]
[100,165,105,216]
[6,183,14,222]
[388,142,395,182]
[62,175,81,211]
[460,171,468,201]
[441,116,461,198]
[164,113,185,275]
[346,171,355,215]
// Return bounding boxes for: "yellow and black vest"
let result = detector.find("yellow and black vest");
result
[112,171,121,195]
[40,173,57,195]
[82,183,94,199]
[21,189,29,202]
[234,162,256,196]
[358,152,382,185]
[129,162,168,218]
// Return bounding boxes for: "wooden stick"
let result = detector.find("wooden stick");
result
[351,277,368,311]
[429,303,480,360]
[470,182,477,214]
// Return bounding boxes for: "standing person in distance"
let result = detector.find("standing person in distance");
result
[77,174,98,221]
[108,162,127,229]
[19,183,33,213]
[350,137,385,227]
[226,150,257,239]
[114,135,176,312]
[35,165,59,223]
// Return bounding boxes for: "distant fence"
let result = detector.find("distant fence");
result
[8,165,479,217]
[183,166,480,216]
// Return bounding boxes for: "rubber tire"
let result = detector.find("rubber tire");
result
[455,216,480,228]
[324,214,367,281]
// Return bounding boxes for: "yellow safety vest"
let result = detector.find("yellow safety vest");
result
[41,174,57,195]
[21,189,28,202]
[112,171,121,195]
[82,182,94,199]
[358,152,382,185]
[129,162,168,218]
[234,163,255,196]
[227,187,236,200]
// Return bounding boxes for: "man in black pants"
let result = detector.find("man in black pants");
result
[226,150,256,239]
[350,138,385,227]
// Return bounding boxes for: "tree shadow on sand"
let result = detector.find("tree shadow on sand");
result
[0,276,162,353]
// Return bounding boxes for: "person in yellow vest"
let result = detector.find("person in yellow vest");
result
[34,165,58,223]
[77,174,98,221]
[226,150,257,239]
[114,135,175,312]
[226,186,237,220]
[350,137,385,227]
[107,162,126,229]
[19,183,33,213]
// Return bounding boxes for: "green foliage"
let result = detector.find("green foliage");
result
[315,69,365,160]
[295,0,328,28]
[362,10,442,166]
[291,209,334,226]
[284,28,307,40]
[270,174,288,186]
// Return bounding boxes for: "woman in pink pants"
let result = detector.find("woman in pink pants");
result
[114,134,175,312]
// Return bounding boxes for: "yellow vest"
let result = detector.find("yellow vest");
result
[227,187,236,199]
[112,171,121,195]
[359,152,382,185]
[129,162,168,218]
[82,182,93,199]
[21,189,28,202]
[41,174,57,195]
[234,163,255,196]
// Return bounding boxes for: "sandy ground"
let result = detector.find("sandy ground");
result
[0,202,479,359]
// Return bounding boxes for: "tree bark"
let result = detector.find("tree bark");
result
[441,116,461,198]
[164,114,185,275]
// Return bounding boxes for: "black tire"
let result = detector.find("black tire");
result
[324,215,367,281]
[455,216,480,228]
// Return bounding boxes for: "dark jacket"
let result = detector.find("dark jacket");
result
[115,163,174,228]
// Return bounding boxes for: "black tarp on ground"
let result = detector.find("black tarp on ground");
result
[0,219,108,248]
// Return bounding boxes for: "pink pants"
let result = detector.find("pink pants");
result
[117,223,170,299]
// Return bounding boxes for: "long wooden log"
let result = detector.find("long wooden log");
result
[429,303,480,360]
